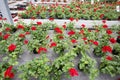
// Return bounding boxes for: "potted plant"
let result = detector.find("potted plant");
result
[100,55,120,77]
[78,54,99,80]
[112,43,120,55]
[0,63,15,80]
[51,50,77,80]
[18,54,52,80]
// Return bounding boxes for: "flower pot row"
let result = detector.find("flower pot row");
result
[0,17,120,80]
[19,2,120,20]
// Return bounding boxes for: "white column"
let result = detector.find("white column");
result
[0,0,13,25]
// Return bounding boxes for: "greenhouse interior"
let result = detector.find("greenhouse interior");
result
[0,0,120,80]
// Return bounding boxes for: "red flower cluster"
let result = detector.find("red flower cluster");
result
[69,17,74,21]
[71,39,77,44]
[102,24,108,28]
[24,40,29,44]
[102,20,106,23]
[14,19,18,22]
[109,38,116,44]
[58,36,64,39]
[31,26,36,30]
[50,42,57,48]
[49,17,54,21]
[5,27,11,31]
[62,24,67,29]
[19,34,25,38]
[93,41,99,46]
[38,47,47,54]
[106,29,112,35]
[81,24,85,28]
[69,68,79,77]
[17,24,24,29]
[82,37,87,41]
[4,66,14,78]
[100,14,104,19]
[79,30,84,34]
[0,32,2,36]
[106,55,112,61]
[54,27,62,34]
[68,30,75,36]
[25,32,30,35]
[3,34,10,40]
[8,44,16,52]
[102,46,112,53]
[37,21,42,25]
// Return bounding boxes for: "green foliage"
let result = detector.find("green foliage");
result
[78,54,99,80]
[19,2,120,20]
[100,56,120,77]
[18,54,51,80]
[51,50,77,80]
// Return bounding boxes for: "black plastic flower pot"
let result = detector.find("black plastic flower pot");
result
[12,28,17,33]
[93,48,104,57]
[78,63,82,71]
[116,36,120,44]
[99,62,107,70]
[33,48,38,54]
[57,65,63,71]
[112,49,119,55]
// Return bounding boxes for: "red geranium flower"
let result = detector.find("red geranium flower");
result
[50,42,57,48]
[69,17,74,21]
[68,30,75,36]
[58,36,64,39]
[14,19,18,22]
[17,24,24,29]
[3,18,7,20]
[25,32,30,35]
[3,34,10,40]
[71,39,77,44]
[62,24,66,29]
[38,47,47,54]
[24,40,28,44]
[5,27,11,31]
[54,27,62,34]
[102,46,112,53]
[8,44,16,52]
[109,38,116,44]
[4,66,14,78]
[36,21,42,25]
[19,34,25,38]
[106,29,112,35]
[31,26,36,30]
[81,24,85,28]
[100,14,104,19]
[0,17,2,20]
[49,17,54,21]
[102,24,108,28]
[69,68,79,77]
[102,20,106,23]
[79,30,84,34]
[95,29,99,32]
[0,32,2,36]
[93,41,99,46]
[82,37,87,41]
[30,17,36,20]
[106,55,112,61]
